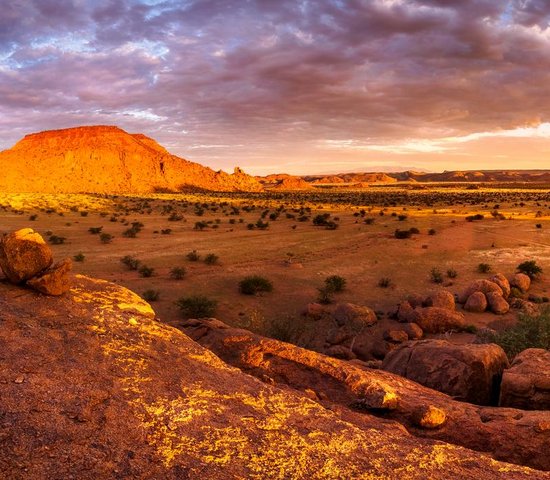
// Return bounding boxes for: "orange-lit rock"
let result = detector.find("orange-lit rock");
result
[181,317,550,472]
[0,126,263,193]
[0,228,53,283]
[27,258,72,296]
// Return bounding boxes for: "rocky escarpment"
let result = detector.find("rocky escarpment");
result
[0,126,263,193]
[1,278,548,478]
[181,317,550,473]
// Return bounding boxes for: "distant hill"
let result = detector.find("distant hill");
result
[0,126,262,193]
[256,169,550,189]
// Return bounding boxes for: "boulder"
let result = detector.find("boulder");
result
[510,273,531,293]
[464,291,487,312]
[458,279,503,304]
[424,290,455,310]
[490,273,511,298]
[383,330,409,343]
[401,322,423,340]
[302,302,325,320]
[406,294,424,309]
[0,228,53,284]
[333,303,377,328]
[408,307,465,333]
[486,291,510,315]
[325,344,356,360]
[499,348,550,410]
[27,259,72,296]
[397,301,414,323]
[382,340,509,405]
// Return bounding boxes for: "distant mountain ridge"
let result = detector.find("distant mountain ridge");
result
[0,126,262,193]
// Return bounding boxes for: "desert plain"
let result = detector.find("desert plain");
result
[1,185,547,347]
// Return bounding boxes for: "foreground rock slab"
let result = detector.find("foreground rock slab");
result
[382,340,509,405]
[0,228,53,283]
[2,276,544,479]
[500,348,550,410]
[181,317,550,472]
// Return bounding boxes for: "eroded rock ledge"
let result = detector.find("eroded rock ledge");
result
[0,276,547,479]
[181,317,550,473]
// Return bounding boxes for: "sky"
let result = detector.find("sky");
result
[1,0,550,175]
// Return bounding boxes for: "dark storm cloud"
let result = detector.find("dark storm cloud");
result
[1,0,550,171]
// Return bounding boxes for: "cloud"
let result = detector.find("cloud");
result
[0,0,549,173]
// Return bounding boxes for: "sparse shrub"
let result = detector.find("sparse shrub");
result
[186,250,200,261]
[394,229,412,239]
[378,277,392,288]
[477,263,492,274]
[80,211,89,217]
[312,213,331,226]
[123,227,138,238]
[161,228,172,234]
[408,227,420,234]
[168,213,184,221]
[142,290,160,302]
[255,219,269,230]
[446,268,458,279]
[517,260,543,279]
[536,223,542,229]
[398,214,407,221]
[463,324,478,334]
[428,228,436,235]
[204,253,219,265]
[430,268,443,284]
[99,233,113,244]
[317,286,334,305]
[89,227,103,234]
[170,266,186,280]
[480,310,550,359]
[176,295,217,318]
[138,265,155,277]
[325,275,346,293]
[121,255,140,270]
[466,214,484,222]
[194,221,208,231]
[29,214,38,221]
[73,252,85,262]
[239,275,273,295]
[509,287,525,299]
[49,235,66,245]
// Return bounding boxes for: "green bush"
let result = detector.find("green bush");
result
[239,275,273,295]
[186,250,200,261]
[73,252,85,262]
[170,266,186,280]
[378,277,392,288]
[477,263,492,274]
[99,233,114,244]
[121,255,140,270]
[138,265,155,278]
[49,235,66,245]
[142,290,160,302]
[325,275,346,293]
[430,268,443,284]
[481,310,550,359]
[517,260,543,279]
[204,253,219,265]
[176,295,217,318]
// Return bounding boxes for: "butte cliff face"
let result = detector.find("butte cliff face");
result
[0,273,548,479]
[0,126,263,193]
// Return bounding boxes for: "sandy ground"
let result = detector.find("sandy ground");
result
[0,190,548,340]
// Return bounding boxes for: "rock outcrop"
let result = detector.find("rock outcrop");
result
[3,278,546,478]
[0,227,53,283]
[500,349,550,410]
[382,340,509,405]
[181,318,550,473]
[0,126,263,193]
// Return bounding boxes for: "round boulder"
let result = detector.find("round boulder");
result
[408,307,465,334]
[397,301,415,323]
[510,273,531,293]
[401,322,423,340]
[412,405,447,429]
[424,290,455,310]
[0,228,53,284]
[333,303,377,328]
[458,279,503,304]
[490,273,511,298]
[486,291,510,315]
[464,291,487,313]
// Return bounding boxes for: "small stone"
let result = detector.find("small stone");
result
[14,375,24,384]
[413,405,447,429]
